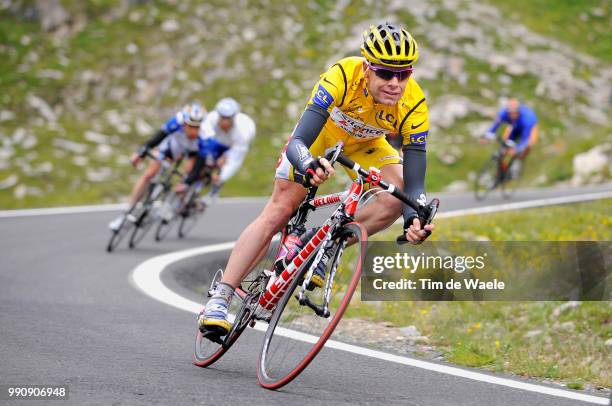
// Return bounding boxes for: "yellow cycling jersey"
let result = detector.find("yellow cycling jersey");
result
[308,56,429,147]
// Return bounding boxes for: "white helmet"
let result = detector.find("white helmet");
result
[183,103,205,126]
[215,97,240,118]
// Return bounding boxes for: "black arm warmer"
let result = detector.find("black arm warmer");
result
[144,129,169,150]
[286,104,329,174]
[402,143,427,223]
[184,155,205,185]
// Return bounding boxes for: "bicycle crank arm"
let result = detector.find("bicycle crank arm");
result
[296,294,330,318]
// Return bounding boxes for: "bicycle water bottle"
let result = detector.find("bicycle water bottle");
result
[273,226,318,275]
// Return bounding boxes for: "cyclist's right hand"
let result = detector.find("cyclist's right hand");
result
[131,146,148,167]
[303,157,335,187]
[130,152,143,167]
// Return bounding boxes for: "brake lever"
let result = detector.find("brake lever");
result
[396,198,440,245]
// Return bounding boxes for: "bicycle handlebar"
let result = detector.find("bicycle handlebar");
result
[322,143,440,245]
[143,150,185,177]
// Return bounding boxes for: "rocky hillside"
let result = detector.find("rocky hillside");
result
[0,0,610,208]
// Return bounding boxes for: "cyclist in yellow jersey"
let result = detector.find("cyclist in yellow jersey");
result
[199,23,436,336]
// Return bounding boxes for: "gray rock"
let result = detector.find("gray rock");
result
[14,185,27,199]
[524,329,542,338]
[36,69,64,80]
[400,325,421,337]
[86,167,113,182]
[551,301,581,318]
[161,19,179,32]
[52,137,88,154]
[35,0,70,32]
[444,180,469,192]
[571,144,611,186]
[0,145,15,160]
[0,110,15,121]
[135,118,154,136]
[27,94,57,122]
[0,174,18,190]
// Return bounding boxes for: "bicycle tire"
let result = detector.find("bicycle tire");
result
[154,192,179,242]
[128,185,160,249]
[106,215,132,252]
[193,288,250,368]
[501,157,523,199]
[474,158,498,201]
[194,233,283,367]
[177,187,206,239]
[257,222,367,390]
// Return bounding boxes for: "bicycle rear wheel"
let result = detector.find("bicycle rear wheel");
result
[193,287,250,367]
[501,158,524,199]
[474,158,498,201]
[257,222,366,390]
[194,233,282,367]
[155,192,179,242]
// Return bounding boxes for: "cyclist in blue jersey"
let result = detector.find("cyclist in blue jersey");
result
[178,98,256,205]
[482,98,538,177]
[108,103,205,231]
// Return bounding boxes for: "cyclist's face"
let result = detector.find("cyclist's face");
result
[184,124,200,139]
[365,64,408,105]
[219,117,233,132]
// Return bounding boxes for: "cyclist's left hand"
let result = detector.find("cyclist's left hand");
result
[404,217,435,244]
[307,157,335,186]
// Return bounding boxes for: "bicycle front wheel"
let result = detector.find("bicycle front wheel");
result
[106,214,133,252]
[257,222,367,390]
[474,158,498,201]
[178,187,207,239]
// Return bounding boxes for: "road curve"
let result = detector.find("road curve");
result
[1,184,610,405]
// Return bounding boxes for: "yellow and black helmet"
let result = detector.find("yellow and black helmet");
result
[361,23,419,68]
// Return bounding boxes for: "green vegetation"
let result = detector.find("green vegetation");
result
[487,0,611,63]
[344,199,612,388]
[0,0,610,208]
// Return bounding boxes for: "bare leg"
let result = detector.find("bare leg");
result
[221,179,307,287]
[128,159,161,206]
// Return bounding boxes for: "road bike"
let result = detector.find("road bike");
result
[105,152,184,252]
[474,137,524,200]
[154,154,218,241]
[193,142,439,389]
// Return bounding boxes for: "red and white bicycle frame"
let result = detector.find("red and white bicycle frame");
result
[255,180,364,315]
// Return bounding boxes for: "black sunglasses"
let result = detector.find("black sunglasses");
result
[368,64,413,81]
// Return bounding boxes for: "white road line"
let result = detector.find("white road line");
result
[435,190,612,219]
[131,244,608,405]
[388,190,612,226]
[0,197,267,218]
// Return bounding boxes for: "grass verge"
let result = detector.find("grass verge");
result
[344,199,611,389]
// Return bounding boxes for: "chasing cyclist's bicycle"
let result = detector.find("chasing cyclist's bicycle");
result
[106,152,184,252]
[155,153,218,241]
[193,143,439,389]
[474,137,524,200]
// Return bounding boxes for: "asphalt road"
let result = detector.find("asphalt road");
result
[1,184,610,405]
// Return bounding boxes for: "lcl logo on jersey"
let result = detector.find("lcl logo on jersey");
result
[375,111,398,129]
[313,84,334,109]
[409,131,428,145]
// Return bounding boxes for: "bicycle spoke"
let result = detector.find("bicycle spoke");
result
[258,223,366,389]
